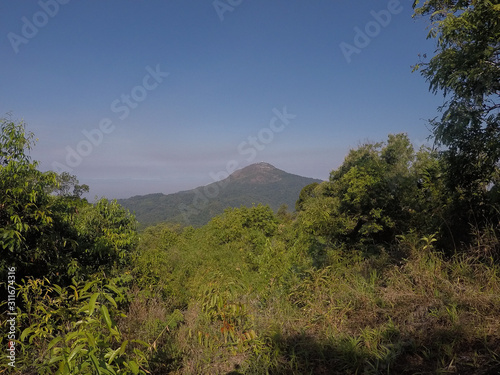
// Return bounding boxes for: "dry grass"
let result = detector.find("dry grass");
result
[126,226,500,374]
[235,247,500,374]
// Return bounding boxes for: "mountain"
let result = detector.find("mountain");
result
[117,162,322,227]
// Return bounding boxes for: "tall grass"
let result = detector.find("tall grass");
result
[122,217,500,374]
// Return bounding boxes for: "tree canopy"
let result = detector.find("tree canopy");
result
[413,0,500,198]
[298,134,443,250]
[0,117,137,284]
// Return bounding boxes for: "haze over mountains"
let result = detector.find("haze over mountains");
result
[118,162,322,227]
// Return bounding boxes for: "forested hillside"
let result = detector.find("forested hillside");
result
[1,1,500,374]
[118,162,322,228]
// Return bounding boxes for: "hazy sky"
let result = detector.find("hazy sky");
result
[1,1,443,199]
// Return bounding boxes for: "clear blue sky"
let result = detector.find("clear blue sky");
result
[1,1,443,199]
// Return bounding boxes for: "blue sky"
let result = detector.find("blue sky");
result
[1,1,443,199]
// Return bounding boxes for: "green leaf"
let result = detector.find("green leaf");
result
[70,285,79,300]
[104,362,118,375]
[48,355,65,365]
[118,339,129,355]
[101,305,113,330]
[89,292,99,315]
[89,353,103,375]
[86,332,96,347]
[77,305,89,314]
[103,292,118,309]
[131,339,150,348]
[67,344,85,363]
[127,360,140,375]
[104,283,122,297]
[109,327,120,338]
[20,327,33,342]
[64,330,80,343]
[57,360,69,374]
[52,284,63,295]
[107,347,121,365]
[82,280,98,293]
[47,336,63,350]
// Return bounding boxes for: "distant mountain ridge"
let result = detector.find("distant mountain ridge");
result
[117,162,322,227]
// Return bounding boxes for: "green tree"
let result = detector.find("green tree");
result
[298,134,442,249]
[412,0,500,203]
[295,182,320,212]
[52,171,89,199]
[0,117,137,284]
[206,204,278,245]
[0,117,61,281]
[73,198,138,276]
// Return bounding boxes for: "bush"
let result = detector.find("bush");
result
[1,277,149,374]
[298,133,444,251]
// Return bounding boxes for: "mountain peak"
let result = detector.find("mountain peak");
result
[254,162,276,168]
[118,162,323,227]
[230,162,283,184]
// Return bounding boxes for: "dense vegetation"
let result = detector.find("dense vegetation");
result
[117,163,321,228]
[1,2,500,374]
[2,120,500,374]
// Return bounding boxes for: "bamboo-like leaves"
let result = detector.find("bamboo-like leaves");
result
[15,277,147,375]
[101,305,113,330]
[88,292,99,315]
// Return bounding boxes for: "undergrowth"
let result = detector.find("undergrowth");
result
[117,215,500,375]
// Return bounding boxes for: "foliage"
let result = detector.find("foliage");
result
[72,198,138,277]
[0,117,60,281]
[52,171,89,199]
[1,277,148,374]
[295,182,320,212]
[298,134,444,250]
[2,117,500,374]
[0,116,35,165]
[128,204,500,374]
[412,0,500,223]
[0,118,137,284]
[206,205,278,245]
